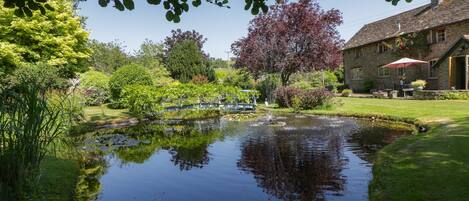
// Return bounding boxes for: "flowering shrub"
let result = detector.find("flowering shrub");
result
[341,89,353,97]
[276,87,334,109]
[296,88,334,110]
[411,80,427,89]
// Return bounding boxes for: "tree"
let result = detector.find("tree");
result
[0,0,90,78]
[232,0,343,86]
[88,39,130,74]
[109,64,153,101]
[165,40,215,83]
[132,39,165,69]
[164,29,207,55]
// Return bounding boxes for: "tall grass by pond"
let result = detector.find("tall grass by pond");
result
[0,66,77,200]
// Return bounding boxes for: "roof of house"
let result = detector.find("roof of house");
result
[434,35,469,67]
[344,0,469,50]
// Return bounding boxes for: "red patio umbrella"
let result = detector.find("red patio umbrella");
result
[385,58,428,68]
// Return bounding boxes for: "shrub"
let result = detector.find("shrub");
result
[121,85,163,120]
[223,69,254,89]
[411,80,427,89]
[257,74,281,102]
[364,80,375,93]
[274,86,302,108]
[109,64,153,101]
[296,88,334,110]
[341,89,353,97]
[191,75,209,85]
[79,70,110,105]
[440,92,469,100]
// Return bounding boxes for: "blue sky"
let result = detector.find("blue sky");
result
[77,0,429,59]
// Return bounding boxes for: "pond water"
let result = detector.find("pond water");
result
[77,115,411,201]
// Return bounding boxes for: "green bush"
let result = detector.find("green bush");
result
[257,74,280,102]
[121,85,163,119]
[79,70,110,105]
[341,89,353,97]
[440,92,469,100]
[109,64,153,101]
[223,69,254,89]
[165,40,215,83]
[364,80,375,93]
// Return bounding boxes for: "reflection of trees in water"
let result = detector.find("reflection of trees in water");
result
[237,128,346,201]
[74,152,107,201]
[109,121,222,170]
[347,126,410,163]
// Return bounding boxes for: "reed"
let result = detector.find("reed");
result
[0,76,65,200]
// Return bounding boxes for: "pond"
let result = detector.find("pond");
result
[76,114,411,201]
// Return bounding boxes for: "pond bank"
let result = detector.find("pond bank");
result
[263,97,469,201]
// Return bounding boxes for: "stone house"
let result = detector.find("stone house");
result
[343,0,469,92]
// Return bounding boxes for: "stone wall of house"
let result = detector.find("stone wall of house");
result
[344,20,469,91]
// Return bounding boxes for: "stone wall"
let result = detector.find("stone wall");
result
[344,20,469,92]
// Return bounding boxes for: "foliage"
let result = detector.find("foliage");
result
[149,67,174,86]
[120,83,259,118]
[109,64,153,101]
[164,29,207,55]
[121,85,163,120]
[48,90,86,128]
[222,69,254,89]
[276,87,333,110]
[257,74,280,102]
[191,75,209,85]
[274,86,302,108]
[364,80,375,93]
[79,70,110,106]
[88,40,129,74]
[439,92,469,100]
[132,39,165,70]
[393,32,431,58]
[411,80,427,89]
[209,58,230,69]
[232,0,343,86]
[0,0,90,78]
[341,89,353,97]
[0,67,69,200]
[165,40,215,83]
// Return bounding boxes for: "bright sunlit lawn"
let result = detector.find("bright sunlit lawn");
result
[83,105,131,123]
[268,97,469,201]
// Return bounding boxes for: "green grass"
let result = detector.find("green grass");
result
[84,105,131,123]
[266,97,469,201]
[34,156,79,201]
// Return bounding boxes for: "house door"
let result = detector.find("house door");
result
[454,56,467,90]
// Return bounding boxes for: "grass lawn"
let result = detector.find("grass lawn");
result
[267,97,469,201]
[34,156,80,201]
[83,105,131,123]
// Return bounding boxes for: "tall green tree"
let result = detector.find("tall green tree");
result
[0,0,90,78]
[165,40,214,83]
[132,39,164,69]
[88,39,129,74]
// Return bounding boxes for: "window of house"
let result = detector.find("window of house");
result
[429,29,446,44]
[378,66,390,77]
[429,60,438,78]
[436,29,446,43]
[378,43,390,53]
[397,67,405,77]
[354,49,363,58]
[351,68,363,80]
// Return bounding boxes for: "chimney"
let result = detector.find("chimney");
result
[431,0,443,7]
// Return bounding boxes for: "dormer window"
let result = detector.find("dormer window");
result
[436,29,446,42]
[378,43,390,54]
[428,29,446,44]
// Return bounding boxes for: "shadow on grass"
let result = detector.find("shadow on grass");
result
[33,156,79,201]
[370,116,469,201]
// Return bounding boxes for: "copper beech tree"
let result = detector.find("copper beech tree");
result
[231,0,343,86]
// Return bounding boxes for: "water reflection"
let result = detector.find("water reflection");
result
[77,115,411,201]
